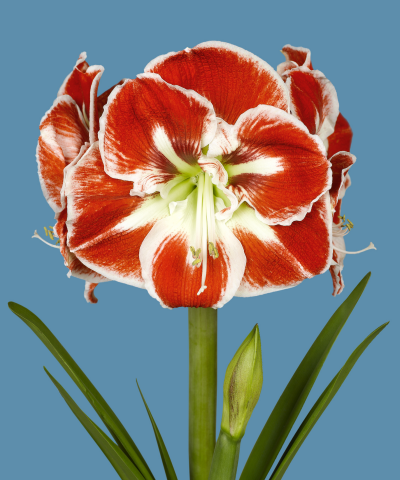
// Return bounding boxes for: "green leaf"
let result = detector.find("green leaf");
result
[136,380,179,480]
[8,302,154,480]
[270,321,389,480]
[44,368,144,480]
[239,272,371,480]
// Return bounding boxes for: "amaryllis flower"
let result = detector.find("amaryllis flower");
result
[36,53,110,303]
[277,45,375,295]
[64,42,334,309]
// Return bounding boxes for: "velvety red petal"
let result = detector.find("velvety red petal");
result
[37,96,89,212]
[97,80,126,118]
[65,142,170,287]
[84,282,99,303]
[99,74,215,194]
[327,113,353,157]
[285,68,339,141]
[58,52,103,118]
[228,193,332,296]
[216,105,331,225]
[280,45,313,69]
[329,152,355,209]
[145,41,289,125]
[330,237,345,296]
[54,207,109,284]
[139,189,246,309]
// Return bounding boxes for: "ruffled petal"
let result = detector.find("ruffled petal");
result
[97,79,126,118]
[37,96,89,212]
[277,45,313,74]
[54,208,109,283]
[145,41,289,125]
[329,151,356,209]
[330,235,346,296]
[209,106,331,225]
[65,142,183,287]
[227,193,332,296]
[99,74,216,194]
[139,188,246,309]
[285,68,339,142]
[58,52,104,120]
[327,112,353,157]
[84,282,99,304]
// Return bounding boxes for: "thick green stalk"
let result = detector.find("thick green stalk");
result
[208,431,241,480]
[188,307,218,480]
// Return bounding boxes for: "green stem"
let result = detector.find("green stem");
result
[208,431,241,480]
[188,307,218,480]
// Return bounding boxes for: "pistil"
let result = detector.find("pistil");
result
[189,172,220,295]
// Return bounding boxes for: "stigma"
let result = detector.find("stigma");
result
[189,172,220,295]
[333,214,376,255]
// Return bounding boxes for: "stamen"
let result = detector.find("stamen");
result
[32,230,60,249]
[334,242,376,255]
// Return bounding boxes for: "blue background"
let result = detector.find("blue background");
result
[1,0,398,479]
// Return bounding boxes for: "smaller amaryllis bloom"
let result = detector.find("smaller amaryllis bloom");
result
[65,43,334,309]
[35,52,112,302]
[277,45,352,158]
[277,45,375,295]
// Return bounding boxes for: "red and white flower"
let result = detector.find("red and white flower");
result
[63,42,334,308]
[277,45,375,295]
[36,53,112,303]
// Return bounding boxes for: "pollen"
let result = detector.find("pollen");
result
[338,214,354,231]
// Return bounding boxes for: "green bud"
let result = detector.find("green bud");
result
[221,324,263,441]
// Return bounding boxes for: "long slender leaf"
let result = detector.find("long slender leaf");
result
[8,302,154,480]
[240,273,371,480]
[44,368,144,480]
[137,380,179,480]
[270,322,389,480]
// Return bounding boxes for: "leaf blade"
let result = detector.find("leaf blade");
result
[44,368,144,480]
[240,273,371,480]
[270,322,389,480]
[8,302,154,480]
[137,380,179,480]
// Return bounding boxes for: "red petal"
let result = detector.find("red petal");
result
[58,53,103,119]
[139,191,246,309]
[329,152,355,209]
[99,74,215,193]
[327,113,353,157]
[84,282,99,303]
[54,207,109,283]
[37,96,89,212]
[219,105,331,225]
[285,68,339,141]
[145,41,289,125]
[97,79,126,118]
[65,142,169,286]
[229,194,332,296]
[280,45,313,70]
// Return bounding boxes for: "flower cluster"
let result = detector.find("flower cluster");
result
[35,43,374,307]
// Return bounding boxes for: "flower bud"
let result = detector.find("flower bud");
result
[221,324,263,441]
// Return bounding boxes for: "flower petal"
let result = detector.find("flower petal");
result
[37,95,89,212]
[285,67,339,142]
[84,282,99,304]
[65,142,180,287]
[329,151,356,209]
[326,112,353,157]
[54,207,109,284]
[99,73,216,194]
[97,79,126,118]
[58,52,104,121]
[145,41,289,124]
[228,193,332,296]
[277,45,313,74]
[330,235,346,296]
[209,106,331,225]
[139,188,246,308]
